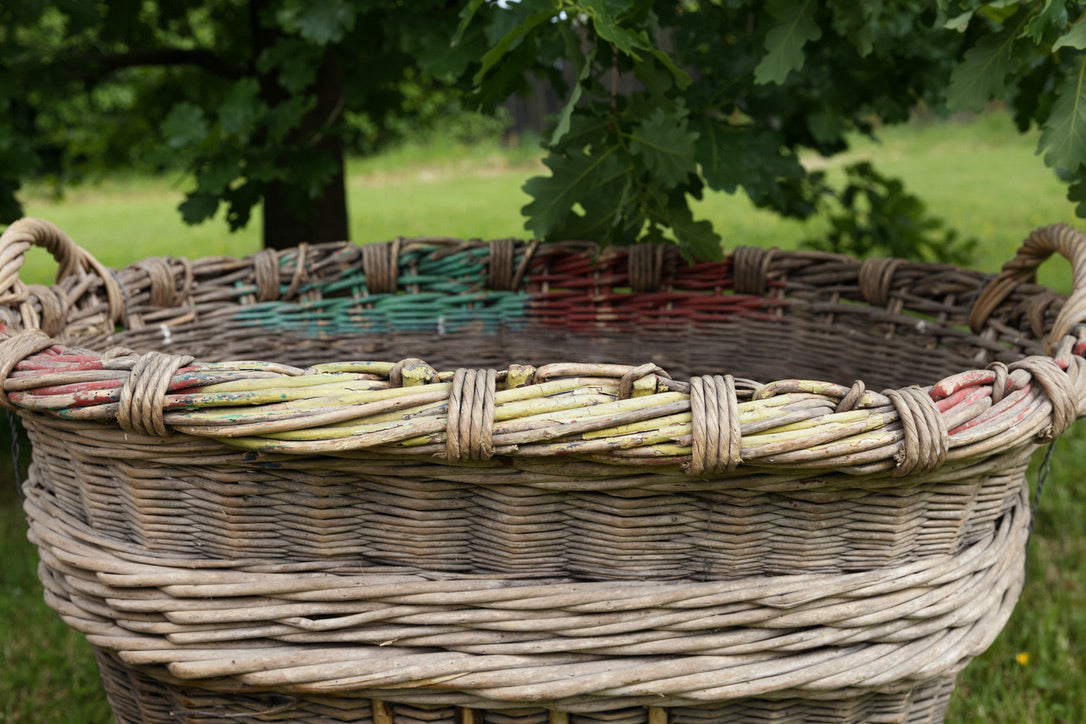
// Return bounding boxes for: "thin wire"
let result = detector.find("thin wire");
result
[7,410,26,509]
[1024,440,1056,582]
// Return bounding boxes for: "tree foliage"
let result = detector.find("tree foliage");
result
[941,1,1086,214]
[2,2,1085,258]
[0,1,478,248]
[801,162,977,265]
[465,0,1086,260]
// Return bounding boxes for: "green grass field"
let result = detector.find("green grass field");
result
[1,112,1083,722]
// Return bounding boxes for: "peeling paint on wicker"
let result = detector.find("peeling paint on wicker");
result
[2,217,1086,724]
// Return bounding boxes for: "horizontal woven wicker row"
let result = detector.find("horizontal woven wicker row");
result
[94,646,957,724]
[16,403,1034,580]
[3,218,1086,723]
[26,470,1026,709]
[4,336,1084,465]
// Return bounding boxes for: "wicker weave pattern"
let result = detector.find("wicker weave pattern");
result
[2,223,1079,382]
[2,329,1082,467]
[27,475,1025,710]
[20,410,1032,579]
[3,218,1086,723]
[93,647,956,724]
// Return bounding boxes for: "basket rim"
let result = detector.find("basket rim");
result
[2,218,1086,478]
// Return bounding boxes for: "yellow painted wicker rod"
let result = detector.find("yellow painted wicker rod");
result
[168,391,451,437]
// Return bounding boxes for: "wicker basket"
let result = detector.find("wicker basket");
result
[2,217,1084,724]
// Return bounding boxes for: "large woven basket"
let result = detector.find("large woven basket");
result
[2,218,1085,724]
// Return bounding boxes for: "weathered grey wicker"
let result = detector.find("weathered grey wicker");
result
[2,217,1084,723]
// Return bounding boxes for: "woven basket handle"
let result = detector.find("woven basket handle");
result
[970,223,1086,354]
[0,217,123,328]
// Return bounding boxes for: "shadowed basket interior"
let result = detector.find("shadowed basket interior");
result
[2,218,1085,724]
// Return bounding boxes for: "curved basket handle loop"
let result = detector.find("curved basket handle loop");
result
[969,223,1086,354]
[0,218,124,328]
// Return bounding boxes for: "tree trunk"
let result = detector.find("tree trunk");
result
[262,50,350,250]
[251,1,350,250]
[262,150,349,250]
[262,130,349,250]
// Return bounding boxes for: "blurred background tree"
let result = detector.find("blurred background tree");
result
[1,1,1084,260]
[0,0,494,249]
[467,0,1086,261]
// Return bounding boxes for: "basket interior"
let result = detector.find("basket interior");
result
[70,240,1050,391]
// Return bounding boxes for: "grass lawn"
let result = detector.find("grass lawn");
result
[1,111,1083,722]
